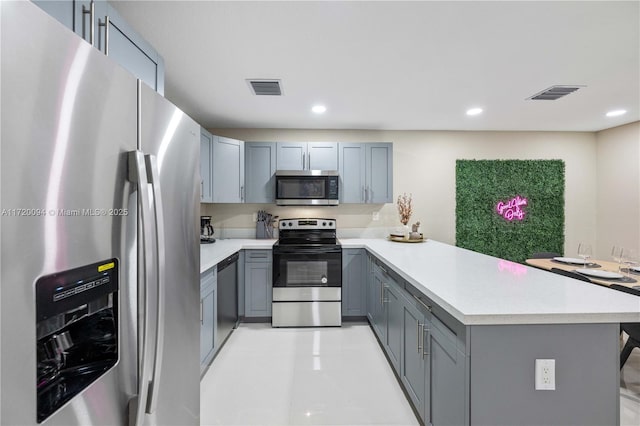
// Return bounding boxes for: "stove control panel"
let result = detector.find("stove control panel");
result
[279,218,336,230]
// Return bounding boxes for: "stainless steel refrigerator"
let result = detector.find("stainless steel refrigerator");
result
[1,2,200,424]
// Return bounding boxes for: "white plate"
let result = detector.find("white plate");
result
[631,266,640,272]
[553,257,588,265]
[574,269,624,279]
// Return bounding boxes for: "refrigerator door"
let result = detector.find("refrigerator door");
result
[137,83,200,424]
[1,2,138,425]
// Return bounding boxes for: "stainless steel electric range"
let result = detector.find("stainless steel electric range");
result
[272,218,342,327]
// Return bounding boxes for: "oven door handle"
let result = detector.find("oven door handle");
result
[274,246,342,254]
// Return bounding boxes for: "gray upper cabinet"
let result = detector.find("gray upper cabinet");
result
[32,0,165,94]
[213,136,245,203]
[276,142,338,171]
[339,143,366,203]
[103,3,165,94]
[366,143,393,203]
[339,142,393,203]
[200,129,213,203]
[33,0,75,29]
[245,142,276,203]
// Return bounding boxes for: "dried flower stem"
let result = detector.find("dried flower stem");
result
[397,193,413,225]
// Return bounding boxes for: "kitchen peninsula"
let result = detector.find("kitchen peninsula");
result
[201,238,640,425]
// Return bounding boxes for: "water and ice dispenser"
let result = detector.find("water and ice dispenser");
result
[35,259,119,423]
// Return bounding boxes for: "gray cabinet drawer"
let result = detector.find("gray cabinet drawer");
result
[245,249,272,263]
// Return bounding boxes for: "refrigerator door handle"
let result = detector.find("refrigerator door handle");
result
[144,154,166,415]
[127,151,154,426]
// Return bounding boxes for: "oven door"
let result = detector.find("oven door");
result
[273,245,342,287]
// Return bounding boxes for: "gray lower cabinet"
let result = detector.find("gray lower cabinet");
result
[427,316,467,426]
[342,249,366,317]
[367,252,468,425]
[200,129,213,202]
[244,250,272,318]
[32,0,165,94]
[338,142,393,203]
[245,142,276,203]
[200,267,217,373]
[213,136,245,203]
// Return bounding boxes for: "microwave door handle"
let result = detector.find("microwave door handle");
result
[126,151,153,426]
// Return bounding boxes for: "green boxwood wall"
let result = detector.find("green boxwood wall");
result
[455,159,565,263]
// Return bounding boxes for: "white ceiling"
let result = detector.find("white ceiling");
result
[112,1,640,131]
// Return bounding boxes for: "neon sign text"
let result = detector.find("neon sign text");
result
[496,196,528,221]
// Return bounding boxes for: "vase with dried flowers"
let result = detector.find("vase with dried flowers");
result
[397,193,413,238]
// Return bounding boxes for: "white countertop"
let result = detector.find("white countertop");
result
[201,238,640,325]
[200,239,275,273]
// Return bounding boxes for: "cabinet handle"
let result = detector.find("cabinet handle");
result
[82,0,95,45]
[303,152,306,170]
[240,185,244,201]
[382,284,389,303]
[308,152,311,169]
[364,186,368,203]
[423,327,431,358]
[417,322,423,354]
[201,180,204,199]
[200,300,204,325]
[99,15,110,55]
[412,294,432,312]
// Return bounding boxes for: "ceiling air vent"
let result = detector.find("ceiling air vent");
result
[527,85,584,101]
[247,79,282,96]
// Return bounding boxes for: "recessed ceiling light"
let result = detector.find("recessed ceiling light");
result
[606,109,627,117]
[466,108,483,116]
[312,105,326,114]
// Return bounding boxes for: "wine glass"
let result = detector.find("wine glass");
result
[621,248,638,278]
[611,245,623,272]
[577,243,592,268]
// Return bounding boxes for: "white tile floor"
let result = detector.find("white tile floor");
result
[201,323,640,426]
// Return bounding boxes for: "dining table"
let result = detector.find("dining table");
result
[525,257,640,289]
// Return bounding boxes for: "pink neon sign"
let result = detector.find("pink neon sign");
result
[496,196,528,221]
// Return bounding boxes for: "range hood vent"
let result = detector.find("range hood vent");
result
[527,85,584,100]
[247,79,282,96]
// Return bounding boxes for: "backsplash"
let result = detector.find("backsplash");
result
[200,203,405,239]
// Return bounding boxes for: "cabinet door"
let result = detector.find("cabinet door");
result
[371,266,386,342]
[102,3,165,94]
[339,143,366,203]
[244,263,272,317]
[200,286,215,364]
[366,143,393,203]
[385,280,403,373]
[426,319,467,426]
[213,136,245,203]
[402,301,427,421]
[245,142,276,203]
[200,129,213,202]
[276,142,306,170]
[366,254,376,323]
[33,0,75,29]
[342,249,366,317]
[308,142,338,170]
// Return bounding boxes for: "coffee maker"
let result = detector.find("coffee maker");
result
[200,216,215,243]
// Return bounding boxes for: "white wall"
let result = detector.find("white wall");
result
[595,121,640,259]
[203,129,599,257]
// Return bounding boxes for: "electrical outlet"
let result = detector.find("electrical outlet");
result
[252,213,257,222]
[372,212,380,221]
[535,359,556,390]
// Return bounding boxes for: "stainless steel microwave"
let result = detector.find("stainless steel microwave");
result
[275,170,339,206]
